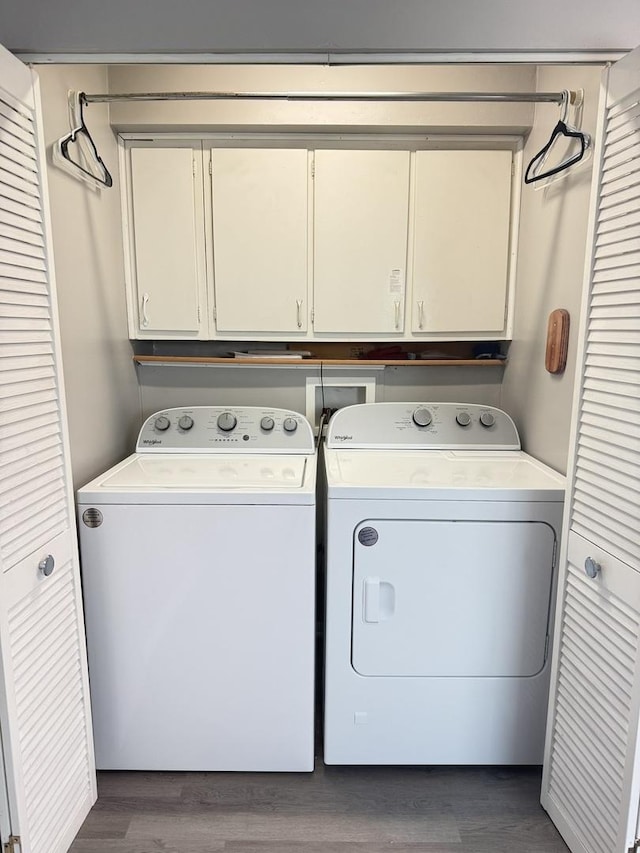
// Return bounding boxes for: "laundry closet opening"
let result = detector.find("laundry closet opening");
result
[0,51,610,853]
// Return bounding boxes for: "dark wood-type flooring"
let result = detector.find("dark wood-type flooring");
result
[70,760,569,852]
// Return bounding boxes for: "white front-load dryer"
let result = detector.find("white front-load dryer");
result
[323,402,565,765]
[77,406,316,771]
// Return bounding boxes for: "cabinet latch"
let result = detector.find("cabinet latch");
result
[4,836,21,853]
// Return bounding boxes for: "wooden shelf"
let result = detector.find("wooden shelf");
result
[133,355,505,367]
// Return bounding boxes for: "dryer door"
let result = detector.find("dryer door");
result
[352,519,555,677]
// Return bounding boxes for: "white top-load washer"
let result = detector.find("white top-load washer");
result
[77,406,316,772]
[323,402,565,765]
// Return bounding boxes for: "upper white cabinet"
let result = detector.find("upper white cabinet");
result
[122,140,516,341]
[210,148,309,334]
[411,150,513,335]
[313,150,411,334]
[125,145,207,338]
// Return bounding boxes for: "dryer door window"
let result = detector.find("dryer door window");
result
[352,519,555,677]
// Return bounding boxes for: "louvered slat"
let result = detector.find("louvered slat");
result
[0,163,39,198]
[0,98,34,133]
[0,246,47,270]
[8,561,92,853]
[597,223,640,246]
[0,233,45,257]
[598,209,640,235]
[0,137,36,171]
[0,205,43,236]
[0,178,41,210]
[0,398,59,429]
[0,276,49,296]
[0,191,43,223]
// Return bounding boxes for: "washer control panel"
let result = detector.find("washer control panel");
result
[137,407,314,454]
[327,403,520,450]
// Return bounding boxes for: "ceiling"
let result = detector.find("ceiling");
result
[1,0,639,58]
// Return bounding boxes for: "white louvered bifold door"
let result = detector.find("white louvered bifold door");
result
[542,46,640,853]
[0,45,96,853]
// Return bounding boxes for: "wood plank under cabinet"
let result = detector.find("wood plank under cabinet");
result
[133,355,505,367]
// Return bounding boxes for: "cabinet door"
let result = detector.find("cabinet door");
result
[411,150,513,334]
[313,150,410,334]
[211,148,309,334]
[128,146,206,337]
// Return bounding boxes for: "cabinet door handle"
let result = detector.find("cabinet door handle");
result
[418,300,424,330]
[394,300,401,330]
[141,292,150,328]
[296,299,303,329]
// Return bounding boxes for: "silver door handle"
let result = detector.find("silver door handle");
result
[394,300,401,330]
[418,300,424,330]
[141,292,150,328]
[39,555,55,577]
[585,557,602,579]
[296,299,303,329]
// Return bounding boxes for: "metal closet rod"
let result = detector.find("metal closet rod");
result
[83,90,579,105]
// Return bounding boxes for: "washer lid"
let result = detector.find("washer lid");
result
[77,453,316,505]
[325,449,565,501]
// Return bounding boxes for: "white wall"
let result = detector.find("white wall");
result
[2,0,639,55]
[501,65,603,473]
[37,64,141,488]
[138,364,503,425]
[108,64,535,133]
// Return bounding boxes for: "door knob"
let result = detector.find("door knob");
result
[39,555,55,577]
[584,556,601,579]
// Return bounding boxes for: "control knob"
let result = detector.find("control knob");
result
[178,415,194,431]
[456,412,472,427]
[260,416,275,432]
[283,417,298,433]
[480,412,496,428]
[412,407,432,427]
[217,412,237,432]
[154,415,170,432]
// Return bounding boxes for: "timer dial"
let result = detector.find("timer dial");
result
[154,415,170,432]
[217,412,237,432]
[412,407,432,427]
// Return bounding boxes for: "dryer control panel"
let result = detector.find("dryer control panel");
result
[137,407,314,454]
[327,403,520,450]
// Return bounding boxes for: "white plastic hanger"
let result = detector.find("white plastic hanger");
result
[52,91,113,190]
[524,89,592,189]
